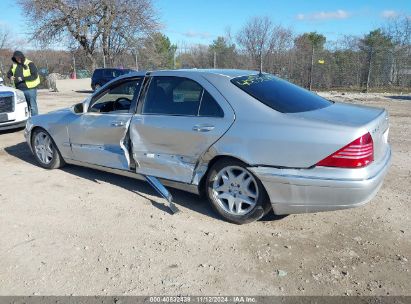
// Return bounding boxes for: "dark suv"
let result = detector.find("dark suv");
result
[91,68,135,91]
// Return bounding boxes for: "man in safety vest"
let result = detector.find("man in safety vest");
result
[7,51,40,116]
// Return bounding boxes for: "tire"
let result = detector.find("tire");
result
[31,128,65,169]
[206,158,271,224]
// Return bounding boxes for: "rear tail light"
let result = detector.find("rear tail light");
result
[317,132,374,168]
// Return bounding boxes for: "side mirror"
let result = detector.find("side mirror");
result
[72,102,84,114]
[72,97,91,114]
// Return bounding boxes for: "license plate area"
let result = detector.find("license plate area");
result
[0,113,9,123]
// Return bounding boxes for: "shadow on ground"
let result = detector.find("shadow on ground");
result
[4,141,286,223]
[75,90,94,94]
[388,95,411,101]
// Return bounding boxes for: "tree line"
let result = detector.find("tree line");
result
[0,0,409,91]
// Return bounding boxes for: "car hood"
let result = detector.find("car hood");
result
[0,85,17,93]
[47,107,72,114]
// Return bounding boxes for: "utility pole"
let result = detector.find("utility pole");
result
[309,45,314,91]
[135,48,139,71]
[213,51,217,69]
[72,54,76,78]
[259,53,263,75]
[71,52,77,79]
[103,53,106,68]
[365,47,373,93]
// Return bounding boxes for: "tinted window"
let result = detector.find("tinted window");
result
[231,74,332,113]
[199,91,224,117]
[92,69,103,77]
[120,69,134,75]
[89,79,142,113]
[112,70,123,77]
[143,77,203,116]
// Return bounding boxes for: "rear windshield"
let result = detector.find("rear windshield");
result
[231,74,332,113]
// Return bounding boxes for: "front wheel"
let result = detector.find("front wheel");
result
[32,128,65,169]
[206,159,271,224]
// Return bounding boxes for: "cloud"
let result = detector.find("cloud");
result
[182,31,212,39]
[381,10,398,18]
[296,10,350,21]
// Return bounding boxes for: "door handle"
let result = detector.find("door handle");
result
[111,121,125,127]
[192,124,215,132]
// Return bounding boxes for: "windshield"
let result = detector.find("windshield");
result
[231,74,332,113]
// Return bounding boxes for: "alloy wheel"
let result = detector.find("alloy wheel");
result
[212,166,259,216]
[34,131,54,165]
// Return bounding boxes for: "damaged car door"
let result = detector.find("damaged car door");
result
[68,77,143,170]
[129,73,235,183]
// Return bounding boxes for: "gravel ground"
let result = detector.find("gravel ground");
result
[0,85,410,296]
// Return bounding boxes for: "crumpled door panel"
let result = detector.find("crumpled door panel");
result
[129,114,233,183]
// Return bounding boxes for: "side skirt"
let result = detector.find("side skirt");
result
[64,158,200,195]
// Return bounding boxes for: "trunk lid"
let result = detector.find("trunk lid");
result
[289,102,390,163]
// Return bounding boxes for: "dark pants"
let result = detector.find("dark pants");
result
[23,88,38,116]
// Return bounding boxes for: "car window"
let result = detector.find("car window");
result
[89,79,142,113]
[93,69,103,78]
[113,70,123,77]
[199,90,224,117]
[142,77,204,116]
[231,74,333,113]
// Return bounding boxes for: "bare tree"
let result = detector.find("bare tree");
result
[0,25,12,81]
[236,16,274,72]
[0,26,11,50]
[18,0,159,70]
[384,15,411,87]
[265,26,294,76]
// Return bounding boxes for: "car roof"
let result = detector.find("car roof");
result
[107,69,260,83]
[155,69,259,79]
[94,68,133,71]
[0,85,16,93]
[127,69,259,78]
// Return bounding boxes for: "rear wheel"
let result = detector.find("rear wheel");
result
[206,159,271,224]
[31,128,65,169]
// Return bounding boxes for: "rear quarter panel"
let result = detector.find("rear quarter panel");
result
[203,74,365,168]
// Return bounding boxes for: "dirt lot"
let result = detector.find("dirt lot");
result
[0,83,410,296]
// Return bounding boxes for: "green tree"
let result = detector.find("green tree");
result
[360,29,393,91]
[295,32,326,90]
[209,36,237,68]
[141,33,177,69]
[153,33,177,69]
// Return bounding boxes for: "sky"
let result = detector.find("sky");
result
[0,0,410,49]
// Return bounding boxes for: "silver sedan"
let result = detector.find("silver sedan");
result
[24,70,391,224]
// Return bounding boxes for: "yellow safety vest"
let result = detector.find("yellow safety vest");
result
[11,59,40,89]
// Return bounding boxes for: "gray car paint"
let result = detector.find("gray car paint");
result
[129,70,235,183]
[25,69,391,215]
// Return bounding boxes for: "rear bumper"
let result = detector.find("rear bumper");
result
[250,147,391,215]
